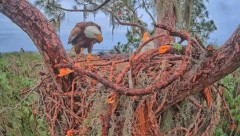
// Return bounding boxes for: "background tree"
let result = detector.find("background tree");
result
[34,0,216,49]
[190,0,217,42]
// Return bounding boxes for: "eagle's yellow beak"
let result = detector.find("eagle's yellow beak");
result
[96,34,103,43]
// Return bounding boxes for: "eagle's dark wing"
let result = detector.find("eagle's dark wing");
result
[68,22,102,54]
[68,22,90,54]
[68,23,86,44]
[68,22,101,44]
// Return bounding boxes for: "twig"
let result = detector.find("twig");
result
[0,81,43,114]
[167,127,190,136]
[109,62,115,82]
[194,35,206,50]
[51,103,60,136]
[54,0,111,12]
[120,0,136,14]
[154,24,190,41]
[214,85,235,128]
[91,59,128,66]
[128,68,133,88]
[188,97,203,109]
[147,94,161,135]
[113,15,147,33]
[142,0,156,25]
[71,78,78,112]
[155,92,168,115]
[133,34,165,56]
[46,96,81,122]
[87,1,148,33]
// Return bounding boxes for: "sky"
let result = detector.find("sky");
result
[206,0,240,45]
[0,0,239,53]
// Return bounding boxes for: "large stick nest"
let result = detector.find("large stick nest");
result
[36,25,229,136]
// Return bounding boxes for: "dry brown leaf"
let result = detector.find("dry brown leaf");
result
[229,123,236,130]
[58,68,74,77]
[74,62,81,67]
[159,45,171,54]
[106,96,115,104]
[142,32,149,42]
[66,130,74,136]
[136,103,147,136]
[203,87,213,107]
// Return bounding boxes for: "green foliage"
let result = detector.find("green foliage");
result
[214,127,228,136]
[172,43,183,51]
[215,71,240,136]
[34,0,65,32]
[0,52,48,136]
[114,30,141,53]
[116,0,217,52]
[190,0,217,42]
[33,0,216,52]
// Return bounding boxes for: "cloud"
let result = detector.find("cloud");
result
[206,0,240,45]
[3,1,238,52]
[0,1,127,52]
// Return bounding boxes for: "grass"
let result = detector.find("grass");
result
[0,51,48,136]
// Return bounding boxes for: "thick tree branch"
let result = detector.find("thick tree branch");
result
[113,15,147,33]
[142,0,156,25]
[160,25,240,112]
[0,0,68,89]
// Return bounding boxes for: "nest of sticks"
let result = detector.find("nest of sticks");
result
[35,25,233,136]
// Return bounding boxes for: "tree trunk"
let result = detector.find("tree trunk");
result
[0,0,68,89]
[155,0,176,46]
[161,25,240,111]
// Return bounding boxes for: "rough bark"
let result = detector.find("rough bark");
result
[160,25,240,112]
[0,0,68,88]
[155,0,176,46]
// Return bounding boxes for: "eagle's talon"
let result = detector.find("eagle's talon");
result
[74,53,85,61]
[68,22,103,63]
[86,53,96,63]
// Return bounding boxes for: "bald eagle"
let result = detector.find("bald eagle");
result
[68,22,103,56]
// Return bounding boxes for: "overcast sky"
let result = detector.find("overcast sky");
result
[206,0,240,45]
[0,0,239,53]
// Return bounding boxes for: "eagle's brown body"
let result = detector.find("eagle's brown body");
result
[68,22,102,54]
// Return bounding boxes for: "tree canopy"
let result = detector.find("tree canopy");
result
[35,0,216,46]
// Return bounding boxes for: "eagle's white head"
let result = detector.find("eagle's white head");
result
[84,26,103,43]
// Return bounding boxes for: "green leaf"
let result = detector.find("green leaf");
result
[173,43,183,51]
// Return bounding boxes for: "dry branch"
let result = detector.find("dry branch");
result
[55,0,111,12]
[160,25,240,112]
[0,0,68,90]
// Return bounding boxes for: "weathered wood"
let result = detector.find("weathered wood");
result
[155,0,176,46]
[160,25,240,112]
[0,0,68,88]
